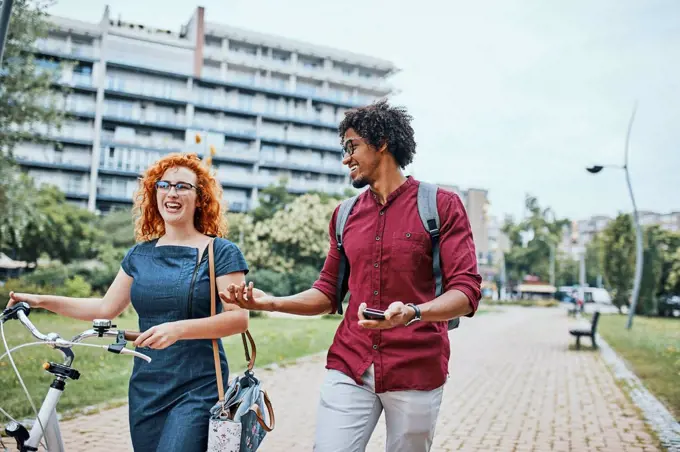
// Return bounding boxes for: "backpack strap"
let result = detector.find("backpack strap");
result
[417,182,460,330]
[334,195,360,315]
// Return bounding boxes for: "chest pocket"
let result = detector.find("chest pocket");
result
[389,231,429,273]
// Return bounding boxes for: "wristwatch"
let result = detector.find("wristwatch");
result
[405,303,421,326]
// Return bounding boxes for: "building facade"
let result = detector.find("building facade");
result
[435,183,499,281]
[14,6,396,213]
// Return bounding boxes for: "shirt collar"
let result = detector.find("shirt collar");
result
[368,176,416,206]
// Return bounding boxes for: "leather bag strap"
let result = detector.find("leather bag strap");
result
[209,239,258,402]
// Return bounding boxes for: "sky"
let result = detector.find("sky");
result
[46,0,680,222]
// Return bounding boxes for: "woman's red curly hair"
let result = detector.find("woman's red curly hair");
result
[133,152,228,242]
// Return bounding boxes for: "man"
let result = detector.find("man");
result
[223,99,482,452]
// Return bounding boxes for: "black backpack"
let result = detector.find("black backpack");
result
[333,181,460,330]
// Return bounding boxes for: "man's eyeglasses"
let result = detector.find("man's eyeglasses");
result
[342,138,363,158]
[155,180,197,194]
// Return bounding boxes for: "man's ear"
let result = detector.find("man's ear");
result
[377,140,388,154]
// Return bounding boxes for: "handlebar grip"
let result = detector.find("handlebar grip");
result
[123,331,141,341]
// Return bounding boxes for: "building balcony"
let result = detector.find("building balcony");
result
[198,70,365,108]
[259,159,345,176]
[213,148,259,164]
[15,158,91,173]
[203,46,224,61]
[100,135,185,153]
[217,172,259,189]
[102,108,188,131]
[226,200,249,213]
[34,39,99,61]
[106,78,188,104]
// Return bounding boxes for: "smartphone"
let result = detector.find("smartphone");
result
[362,308,386,321]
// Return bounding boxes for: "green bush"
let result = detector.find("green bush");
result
[22,264,69,287]
[288,265,320,294]
[247,268,291,296]
[0,279,56,310]
[56,275,93,298]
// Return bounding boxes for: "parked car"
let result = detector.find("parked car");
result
[658,295,680,318]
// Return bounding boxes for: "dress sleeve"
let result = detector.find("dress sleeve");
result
[120,244,139,277]
[213,238,249,277]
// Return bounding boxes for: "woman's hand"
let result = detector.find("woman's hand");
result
[134,322,183,350]
[220,281,274,312]
[7,291,42,309]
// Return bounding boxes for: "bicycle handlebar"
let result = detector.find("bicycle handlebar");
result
[2,302,151,363]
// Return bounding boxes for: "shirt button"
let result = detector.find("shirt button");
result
[379,211,385,216]
[374,262,379,268]
[406,232,411,238]
[373,345,378,350]
[375,236,380,241]
[373,290,378,295]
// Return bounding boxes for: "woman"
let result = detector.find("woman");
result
[7,153,249,451]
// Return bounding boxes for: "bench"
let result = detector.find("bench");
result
[569,311,600,350]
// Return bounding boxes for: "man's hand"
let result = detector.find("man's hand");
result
[134,322,183,349]
[220,281,274,312]
[358,302,415,330]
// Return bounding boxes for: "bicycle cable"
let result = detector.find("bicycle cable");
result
[1,321,49,452]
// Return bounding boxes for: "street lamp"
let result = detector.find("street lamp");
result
[586,104,643,330]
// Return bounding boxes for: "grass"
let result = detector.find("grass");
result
[0,312,340,421]
[597,314,680,419]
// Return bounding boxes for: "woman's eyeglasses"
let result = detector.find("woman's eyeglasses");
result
[155,180,197,194]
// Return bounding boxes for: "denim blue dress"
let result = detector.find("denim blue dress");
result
[121,237,248,451]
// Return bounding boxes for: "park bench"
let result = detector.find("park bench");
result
[568,311,600,350]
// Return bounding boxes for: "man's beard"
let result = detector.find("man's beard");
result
[351,176,369,189]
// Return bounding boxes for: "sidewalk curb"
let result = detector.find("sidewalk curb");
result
[597,334,680,451]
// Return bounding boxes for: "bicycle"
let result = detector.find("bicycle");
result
[0,302,151,452]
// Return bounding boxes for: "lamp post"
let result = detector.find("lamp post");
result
[0,0,15,69]
[586,104,643,330]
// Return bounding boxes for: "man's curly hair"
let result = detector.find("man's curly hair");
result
[338,99,416,168]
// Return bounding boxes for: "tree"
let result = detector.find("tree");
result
[250,179,295,223]
[658,230,680,295]
[602,214,636,312]
[243,193,338,273]
[556,255,579,287]
[0,160,39,251]
[97,207,136,249]
[638,225,664,314]
[0,0,66,153]
[7,185,100,263]
[502,195,569,285]
[585,233,606,287]
[667,248,680,295]
[1,0,67,250]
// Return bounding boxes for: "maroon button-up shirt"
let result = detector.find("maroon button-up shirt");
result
[312,177,482,393]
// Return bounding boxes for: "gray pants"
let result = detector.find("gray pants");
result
[313,365,445,452]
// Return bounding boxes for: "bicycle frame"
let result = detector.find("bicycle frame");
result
[25,387,66,452]
[1,304,147,452]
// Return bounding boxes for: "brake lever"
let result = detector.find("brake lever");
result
[107,330,128,354]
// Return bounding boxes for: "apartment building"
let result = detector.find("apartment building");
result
[13,6,396,213]
[558,211,680,258]
[434,184,497,279]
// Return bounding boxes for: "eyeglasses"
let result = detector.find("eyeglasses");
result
[155,180,197,194]
[342,137,363,158]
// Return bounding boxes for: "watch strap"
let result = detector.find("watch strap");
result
[405,303,421,326]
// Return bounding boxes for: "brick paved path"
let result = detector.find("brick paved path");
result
[59,307,660,451]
